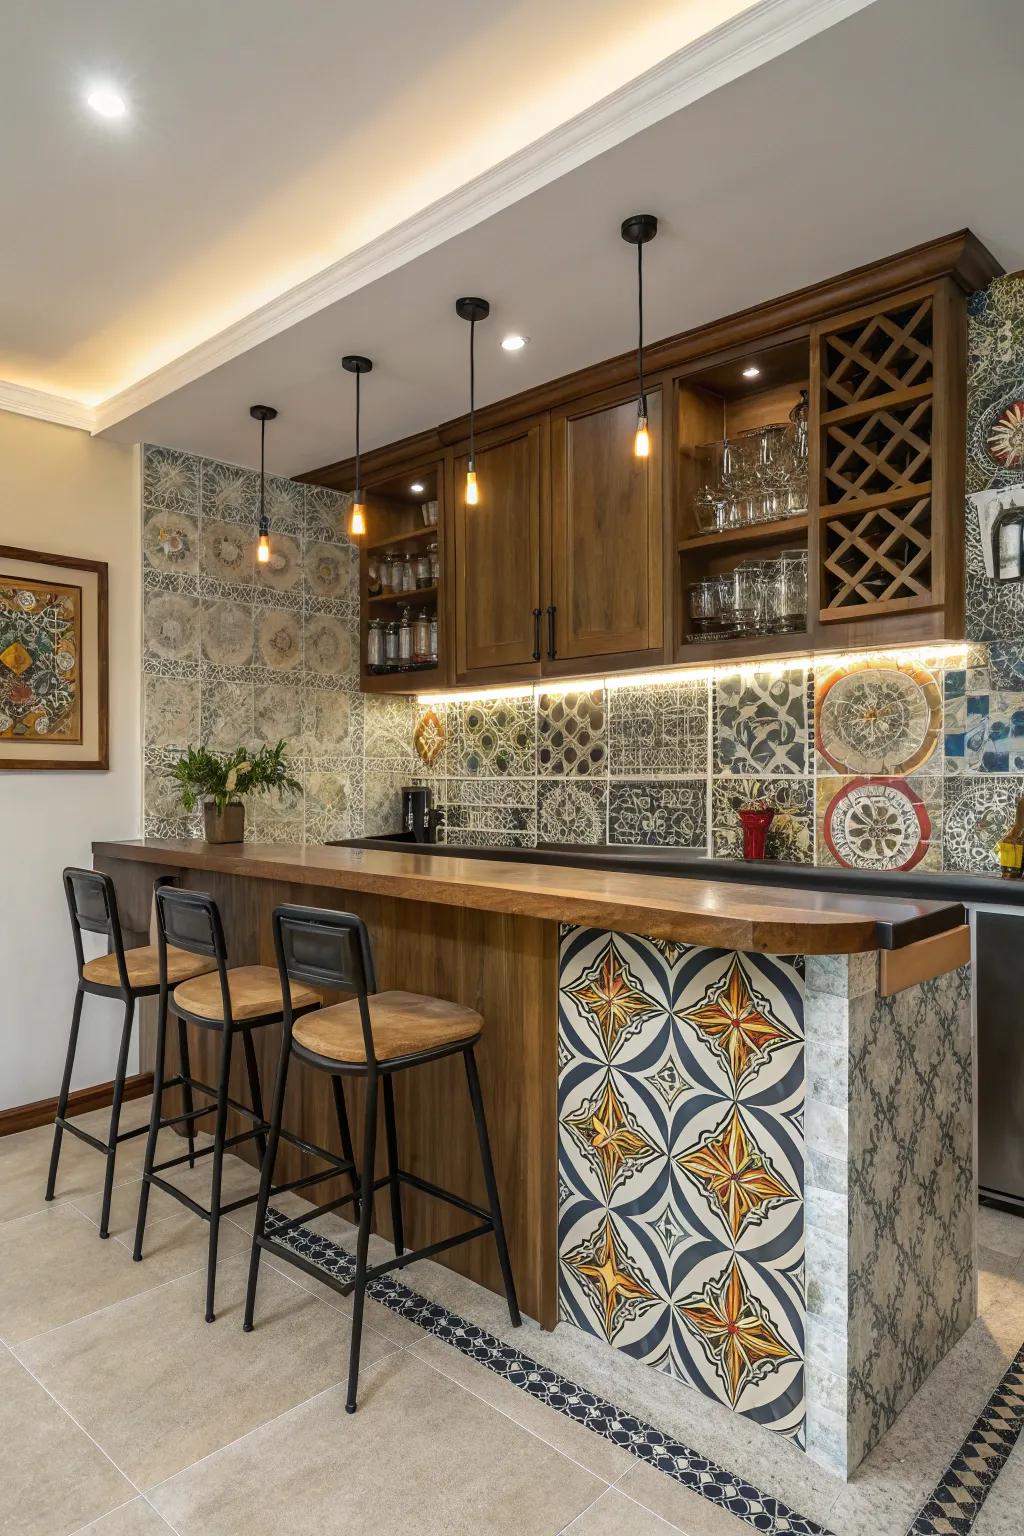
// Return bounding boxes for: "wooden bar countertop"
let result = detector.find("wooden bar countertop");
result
[93,839,964,955]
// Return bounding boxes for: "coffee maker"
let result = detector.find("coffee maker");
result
[401,785,435,843]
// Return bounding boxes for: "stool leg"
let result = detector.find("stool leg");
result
[133,990,170,1262]
[346,1072,378,1414]
[464,1047,520,1328]
[98,996,135,1239]
[205,1024,234,1324]
[244,1027,293,1333]
[46,984,85,1202]
[382,1076,403,1257]
[331,1074,360,1222]
[241,1030,268,1166]
[177,1017,196,1170]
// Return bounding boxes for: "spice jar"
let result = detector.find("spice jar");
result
[366,618,384,670]
[429,614,438,663]
[380,550,397,594]
[413,608,431,663]
[428,541,440,585]
[413,551,432,589]
[400,554,416,593]
[384,619,399,667]
[398,605,413,666]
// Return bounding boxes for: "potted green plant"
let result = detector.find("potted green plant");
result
[737,782,776,861]
[164,741,301,844]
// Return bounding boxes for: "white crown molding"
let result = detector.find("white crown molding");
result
[88,0,878,435]
[0,380,95,432]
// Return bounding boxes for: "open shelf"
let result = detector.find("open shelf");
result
[368,585,438,606]
[678,514,808,555]
[363,525,438,553]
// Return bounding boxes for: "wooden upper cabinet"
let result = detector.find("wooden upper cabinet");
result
[547,386,664,669]
[452,418,547,683]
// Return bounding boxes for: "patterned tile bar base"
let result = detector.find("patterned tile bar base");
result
[264,1209,834,1536]
[556,930,974,1480]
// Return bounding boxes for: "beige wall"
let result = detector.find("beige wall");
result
[0,411,141,1111]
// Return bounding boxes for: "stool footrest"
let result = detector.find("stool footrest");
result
[152,1124,267,1176]
[254,1219,494,1300]
[397,1168,490,1224]
[55,1117,152,1155]
[185,1076,266,1125]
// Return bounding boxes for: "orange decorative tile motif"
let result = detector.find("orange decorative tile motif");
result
[676,1107,797,1241]
[677,1258,797,1407]
[413,706,445,767]
[679,955,797,1090]
[563,937,662,1060]
[563,1213,659,1340]
[564,1075,659,1200]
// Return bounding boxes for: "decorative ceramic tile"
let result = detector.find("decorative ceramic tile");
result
[201,459,260,522]
[253,680,303,748]
[944,662,1024,772]
[966,274,1024,496]
[364,696,416,760]
[608,780,706,849]
[255,531,303,595]
[143,509,199,577]
[558,928,805,1440]
[263,474,305,533]
[201,595,254,668]
[537,780,607,845]
[254,605,301,673]
[143,675,199,752]
[363,762,407,836]
[607,680,709,777]
[301,686,359,755]
[304,482,354,537]
[445,777,535,845]
[714,668,810,775]
[143,446,200,514]
[447,695,535,777]
[304,538,357,602]
[200,674,254,752]
[816,774,941,872]
[201,518,255,586]
[413,705,445,767]
[943,774,1024,873]
[711,778,813,864]
[538,688,607,776]
[144,590,200,666]
[303,611,353,678]
[815,658,941,775]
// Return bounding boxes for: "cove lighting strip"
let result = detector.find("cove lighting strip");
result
[416,642,974,704]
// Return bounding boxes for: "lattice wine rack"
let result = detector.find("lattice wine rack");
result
[815,290,944,621]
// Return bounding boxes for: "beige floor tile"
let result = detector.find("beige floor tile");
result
[71,1498,177,1534]
[0,1203,246,1346]
[149,1350,603,1535]
[71,1177,181,1240]
[18,1257,395,1489]
[410,1335,634,1482]
[0,1347,133,1536]
[977,1204,1024,1260]
[562,1487,679,1533]
[615,1463,752,1535]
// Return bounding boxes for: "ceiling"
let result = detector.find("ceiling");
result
[3,0,1023,478]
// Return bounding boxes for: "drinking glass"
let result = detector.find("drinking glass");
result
[770,549,808,632]
[687,578,721,638]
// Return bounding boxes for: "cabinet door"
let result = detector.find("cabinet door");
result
[548,386,663,669]
[453,418,546,683]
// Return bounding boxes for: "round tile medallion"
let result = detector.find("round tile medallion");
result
[823,776,930,872]
[255,532,301,592]
[202,519,252,582]
[305,541,351,599]
[986,399,1024,469]
[143,510,197,574]
[257,607,302,672]
[815,660,941,775]
[202,599,254,667]
[145,593,199,660]
[304,613,351,677]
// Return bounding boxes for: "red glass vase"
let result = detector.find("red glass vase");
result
[738,808,775,861]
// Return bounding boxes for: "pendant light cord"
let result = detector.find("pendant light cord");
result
[469,317,476,470]
[637,241,645,416]
[259,417,266,532]
[355,370,362,500]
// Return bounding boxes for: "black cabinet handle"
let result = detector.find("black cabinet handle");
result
[546,604,556,660]
[532,607,542,663]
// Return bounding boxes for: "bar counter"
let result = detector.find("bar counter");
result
[93,838,973,1479]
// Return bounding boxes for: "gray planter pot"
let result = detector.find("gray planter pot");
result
[203,801,245,844]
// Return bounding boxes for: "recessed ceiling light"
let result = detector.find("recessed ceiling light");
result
[501,334,529,352]
[86,85,128,119]
[410,482,425,494]
[742,364,761,379]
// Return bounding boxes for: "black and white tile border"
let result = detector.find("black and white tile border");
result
[268,1209,833,1536]
[905,1341,1024,1535]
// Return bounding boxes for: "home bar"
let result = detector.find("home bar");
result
[6,9,1024,1531]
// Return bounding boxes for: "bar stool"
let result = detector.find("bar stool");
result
[132,886,359,1324]
[47,869,216,1238]
[244,903,521,1413]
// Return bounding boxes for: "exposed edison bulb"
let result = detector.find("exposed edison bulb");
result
[634,414,650,458]
[349,499,367,538]
[256,532,271,564]
[466,468,479,505]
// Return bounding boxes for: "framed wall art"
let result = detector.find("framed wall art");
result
[0,545,109,770]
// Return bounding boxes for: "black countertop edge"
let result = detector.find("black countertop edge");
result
[332,837,970,949]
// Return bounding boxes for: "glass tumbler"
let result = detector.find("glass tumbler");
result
[688,578,721,638]
[771,549,808,632]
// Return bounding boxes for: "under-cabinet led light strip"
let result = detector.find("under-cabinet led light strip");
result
[416,642,973,704]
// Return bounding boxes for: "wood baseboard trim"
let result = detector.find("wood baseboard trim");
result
[0,1072,154,1138]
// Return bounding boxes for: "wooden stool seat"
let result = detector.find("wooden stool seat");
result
[173,964,320,1022]
[293,990,483,1064]
[83,944,216,991]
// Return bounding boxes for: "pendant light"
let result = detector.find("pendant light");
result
[249,404,278,562]
[620,214,658,458]
[342,354,373,538]
[456,297,489,504]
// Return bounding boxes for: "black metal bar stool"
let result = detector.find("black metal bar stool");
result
[132,886,358,1324]
[47,869,216,1238]
[244,903,520,1413]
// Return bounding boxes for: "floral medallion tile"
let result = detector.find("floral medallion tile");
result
[816,774,942,872]
[711,778,813,864]
[304,760,354,834]
[537,779,607,845]
[966,274,1024,495]
[943,774,1024,873]
[144,590,200,667]
[448,695,535,776]
[944,661,1024,773]
[538,688,607,776]
[254,680,303,748]
[608,780,706,849]
[714,667,810,775]
[201,459,260,523]
[301,686,360,755]
[263,475,305,534]
[143,675,198,752]
[364,696,416,760]
[304,611,354,679]
[255,531,303,595]
[413,705,445,768]
[815,658,941,775]
[201,595,254,669]
[252,606,301,674]
[363,763,407,836]
[304,538,357,603]
[143,509,198,577]
[143,446,200,514]
[304,483,353,536]
[200,675,254,753]
[201,518,254,586]
[607,680,709,777]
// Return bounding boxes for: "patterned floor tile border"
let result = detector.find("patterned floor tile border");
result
[269,1208,832,1536]
[905,1342,1024,1535]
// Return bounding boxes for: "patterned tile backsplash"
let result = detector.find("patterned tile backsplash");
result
[143,271,1024,873]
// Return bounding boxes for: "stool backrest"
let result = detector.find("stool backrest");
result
[154,887,234,1024]
[272,904,378,1060]
[64,867,130,991]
